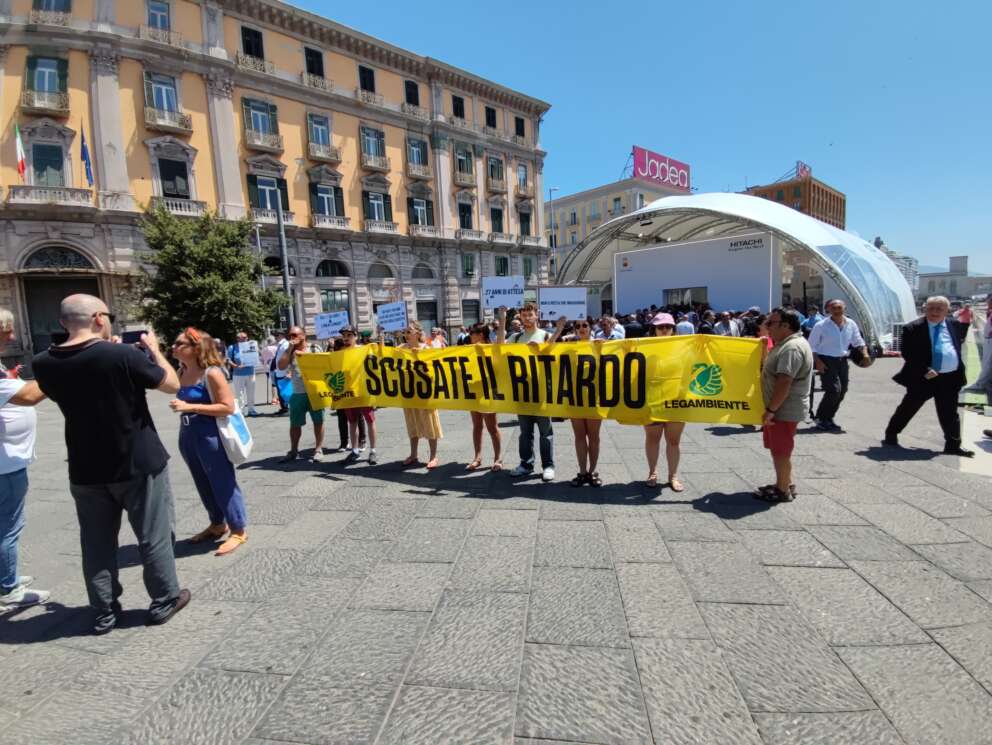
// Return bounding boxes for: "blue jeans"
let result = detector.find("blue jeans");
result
[0,469,28,594]
[179,415,248,530]
[518,415,554,470]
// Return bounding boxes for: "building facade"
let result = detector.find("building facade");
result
[746,174,846,229]
[873,237,919,293]
[0,0,551,358]
[917,256,992,303]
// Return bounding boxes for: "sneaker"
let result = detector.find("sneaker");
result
[147,589,191,627]
[279,450,299,463]
[542,467,556,483]
[17,575,33,588]
[312,448,324,462]
[359,442,367,452]
[510,465,533,477]
[345,449,360,463]
[368,449,377,465]
[0,585,50,609]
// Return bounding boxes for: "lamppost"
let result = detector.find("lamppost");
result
[548,186,559,282]
[274,193,295,327]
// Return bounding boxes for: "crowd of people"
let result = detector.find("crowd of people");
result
[0,291,984,636]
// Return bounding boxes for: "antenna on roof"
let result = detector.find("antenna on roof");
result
[619,149,634,181]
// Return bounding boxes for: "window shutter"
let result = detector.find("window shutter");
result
[241,99,252,129]
[246,175,259,208]
[333,186,344,217]
[375,129,385,156]
[57,59,68,92]
[426,200,434,226]
[26,57,38,90]
[143,71,154,107]
[383,194,393,222]
[309,183,319,214]
[268,103,279,134]
[407,197,415,225]
[277,178,289,211]
[362,190,371,220]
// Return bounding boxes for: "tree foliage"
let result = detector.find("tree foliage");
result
[138,207,288,344]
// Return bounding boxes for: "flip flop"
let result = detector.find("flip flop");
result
[668,478,685,493]
[402,456,420,467]
[491,460,503,472]
[754,486,794,503]
[190,525,227,543]
[215,533,247,556]
[466,459,482,471]
[426,458,439,470]
[646,474,659,488]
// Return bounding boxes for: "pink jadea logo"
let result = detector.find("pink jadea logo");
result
[633,146,691,192]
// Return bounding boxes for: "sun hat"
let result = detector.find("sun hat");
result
[652,313,676,326]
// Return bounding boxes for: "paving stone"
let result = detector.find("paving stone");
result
[515,644,651,744]
[913,541,992,582]
[310,487,377,511]
[267,509,355,550]
[894,485,989,519]
[379,686,514,745]
[848,503,966,544]
[753,712,907,745]
[245,497,314,525]
[417,495,482,518]
[615,563,707,639]
[474,508,539,537]
[929,622,992,696]
[340,498,423,540]
[819,479,905,504]
[738,530,845,567]
[774,495,869,525]
[838,644,992,745]
[968,580,992,602]
[0,645,98,717]
[527,567,629,648]
[118,668,285,745]
[478,496,545,511]
[448,535,533,593]
[653,511,738,542]
[701,603,873,712]
[351,561,450,611]
[668,541,785,604]
[603,515,671,562]
[807,525,924,561]
[633,638,763,745]
[769,566,928,645]
[849,560,992,628]
[535,520,612,568]
[299,537,390,578]
[944,515,992,549]
[199,547,308,601]
[538,500,604,521]
[252,684,394,745]
[387,517,471,563]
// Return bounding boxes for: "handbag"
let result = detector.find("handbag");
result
[204,367,254,464]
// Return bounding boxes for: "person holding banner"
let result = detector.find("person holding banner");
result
[556,317,603,487]
[339,326,377,464]
[643,313,687,491]
[465,324,503,471]
[277,326,326,463]
[398,321,443,468]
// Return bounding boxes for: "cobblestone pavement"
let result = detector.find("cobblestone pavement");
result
[2,358,992,744]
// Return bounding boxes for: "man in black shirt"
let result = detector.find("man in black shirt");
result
[33,294,189,633]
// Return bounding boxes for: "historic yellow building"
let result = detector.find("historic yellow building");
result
[0,0,550,355]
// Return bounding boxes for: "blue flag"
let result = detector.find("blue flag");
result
[80,121,94,187]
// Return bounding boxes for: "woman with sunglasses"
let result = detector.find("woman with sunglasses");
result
[168,328,248,556]
[465,323,502,471]
[399,321,443,468]
[643,313,686,491]
[551,317,603,487]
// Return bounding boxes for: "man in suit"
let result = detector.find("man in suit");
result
[884,295,975,457]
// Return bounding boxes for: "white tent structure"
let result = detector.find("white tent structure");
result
[556,192,917,348]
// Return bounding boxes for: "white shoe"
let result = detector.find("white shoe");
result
[17,575,33,588]
[368,449,378,465]
[312,448,324,462]
[542,467,556,483]
[510,465,533,477]
[0,585,50,608]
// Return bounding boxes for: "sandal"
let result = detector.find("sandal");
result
[491,460,503,472]
[754,486,794,503]
[215,532,247,556]
[190,524,227,543]
[570,473,589,487]
[466,458,482,471]
[646,473,659,488]
[426,458,439,470]
[758,483,798,498]
[668,477,685,493]
[588,472,603,488]
[402,456,420,467]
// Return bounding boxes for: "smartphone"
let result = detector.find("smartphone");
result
[121,330,147,344]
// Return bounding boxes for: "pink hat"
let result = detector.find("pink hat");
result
[652,313,675,327]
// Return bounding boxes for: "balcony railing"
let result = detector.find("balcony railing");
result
[410,224,442,239]
[251,209,295,225]
[20,89,69,116]
[139,25,183,47]
[450,117,475,132]
[365,220,398,234]
[301,72,331,91]
[455,229,486,242]
[7,185,92,207]
[512,134,530,147]
[236,53,276,75]
[521,235,544,247]
[308,142,341,163]
[144,106,193,134]
[28,9,70,25]
[313,214,351,230]
[244,129,284,153]
[487,177,506,194]
[453,170,476,188]
[407,162,432,180]
[356,88,383,106]
[151,197,206,217]
[489,232,516,245]
[360,153,390,172]
[401,102,430,121]
[516,182,534,199]
[482,126,502,139]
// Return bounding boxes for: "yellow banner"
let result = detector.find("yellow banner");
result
[298,336,765,425]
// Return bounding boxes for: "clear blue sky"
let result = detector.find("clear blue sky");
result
[293,0,991,273]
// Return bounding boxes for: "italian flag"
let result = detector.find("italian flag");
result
[14,123,25,181]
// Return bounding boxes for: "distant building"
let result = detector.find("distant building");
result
[874,237,919,291]
[745,162,846,229]
[917,256,992,302]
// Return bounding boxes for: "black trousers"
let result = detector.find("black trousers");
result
[336,409,366,447]
[815,356,849,422]
[885,373,962,448]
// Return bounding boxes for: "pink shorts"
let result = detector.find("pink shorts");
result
[345,407,375,424]
[762,420,798,456]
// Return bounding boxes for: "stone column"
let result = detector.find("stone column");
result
[94,0,114,25]
[205,72,247,219]
[202,1,226,58]
[431,133,452,236]
[89,49,136,211]
[534,153,546,248]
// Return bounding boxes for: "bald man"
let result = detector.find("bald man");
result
[32,294,190,634]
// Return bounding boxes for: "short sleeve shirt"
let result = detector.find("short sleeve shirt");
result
[761,333,813,422]
[0,377,37,475]
[510,328,550,344]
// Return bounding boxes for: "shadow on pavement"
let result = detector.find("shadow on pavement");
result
[856,445,939,462]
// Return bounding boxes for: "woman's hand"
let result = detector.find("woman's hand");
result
[169,399,193,413]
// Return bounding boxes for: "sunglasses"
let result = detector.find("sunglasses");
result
[95,311,116,323]
[574,323,590,328]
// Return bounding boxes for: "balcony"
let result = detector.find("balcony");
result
[251,208,295,225]
[521,235,544,247]
[512,134,530,147]
[244,129,284,153]
[453,170,476,188]
[236,53,276,75]
[138,25,183,47]
[28,9,70,25]
[308,142,341,163]
[301,72,331,91]
[401,102,430,121]
[312,214,351,230]
[365,220,398,234]
[489,232,516,245]
[487,177,506,194]
[356,88,383,107]
[450,117,475,132]
[151,197,207,217]
[360,153,390,172]
[20,90,69,117]
[515,182,534,199]
[482,126,502,139]
[409,224,442,239]
[407,162,432,180]
[144,106,193,135]
[6,185,93,208]
[455,229,486,243]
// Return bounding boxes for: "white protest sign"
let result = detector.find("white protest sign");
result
[376,301,408,332]
[538,286,588,321]
[483,275,525,310]
[315,311,349,339]
[237,340,260,368]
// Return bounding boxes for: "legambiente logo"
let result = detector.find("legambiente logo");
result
[324,371,346,394]
[689,363,723,397]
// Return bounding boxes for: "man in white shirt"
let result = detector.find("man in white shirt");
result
[714,312,738,336]
[593,316,625,340]
[808,299,867,431]
[272,330,291,415]
[675,315,695,335]
[962,295,992,405]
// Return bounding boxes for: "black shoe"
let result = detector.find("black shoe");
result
[146,589,191,626]
[881,435,900,448]
[92,600,123,635]
[983,429,992,439]
[944,446,976,458]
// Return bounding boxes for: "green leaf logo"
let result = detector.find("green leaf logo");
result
[324,371,345,394]
[689,363,724,397]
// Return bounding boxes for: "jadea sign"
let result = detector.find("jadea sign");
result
[633,146,691,192]
[297,335,765,425]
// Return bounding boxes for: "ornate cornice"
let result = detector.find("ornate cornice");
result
[206,71,235,99]
[0,46,9,65]
[90,47,120,76]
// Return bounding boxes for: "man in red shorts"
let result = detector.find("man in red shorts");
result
[757,307,813,503]
[338,326,378,465]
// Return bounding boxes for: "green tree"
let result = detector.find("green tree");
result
[138,207,288,344]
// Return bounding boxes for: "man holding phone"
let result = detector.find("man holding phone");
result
[277,325,325,462]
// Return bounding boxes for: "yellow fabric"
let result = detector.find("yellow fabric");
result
[298,336,766,425]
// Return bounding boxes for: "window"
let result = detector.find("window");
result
[458,202,473,230]
[253,176,283,210]
[664,287,708,305]
[519,212,531,236]
[32,143,63,187]
[144,72,177,112]
[412,263,434,279]
[358,65,375,93]
[409,197,434,226]
[35,0,69,9]
[368,263,394,280]
[158,158,189,198]
[612,197,622,214]
[310,184,343,216]
[950,279,958,295]
[517,164,528,187]
[495,256,509,276]
[523,257,533,278]
[569,210,577,226]
[462,299,480,325]
[792,200,801,209]
[776,189,785,201]
[514,116,525,137]
[416,301,438,329]
[462,254,475,278]
[147,0,170,29]
[485,106,497,129]
[488,157,504,181]
[244,99,277,134]
[320,288,349,312]
[304,47,324,78]
[363,191,392,222]
[407,138,427,166]
[404,80,419,106]
[241,26,264,59]
[490,207,504,233]
[455,146,473,175]
[637,192,645,209]
[793,186,802,198]
[316,261,349,278]
[589,201,599,219]
[307,114,330,146]
[570,232,577,245]
[928,280,935,292]
[452,95,465,120]
[264,256,296,277]
[361,126,385,157]
[29,57,65,93]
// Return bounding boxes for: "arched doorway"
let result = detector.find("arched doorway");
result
[22,246,100,353]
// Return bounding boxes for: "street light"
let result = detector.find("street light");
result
[548,186,559,282]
